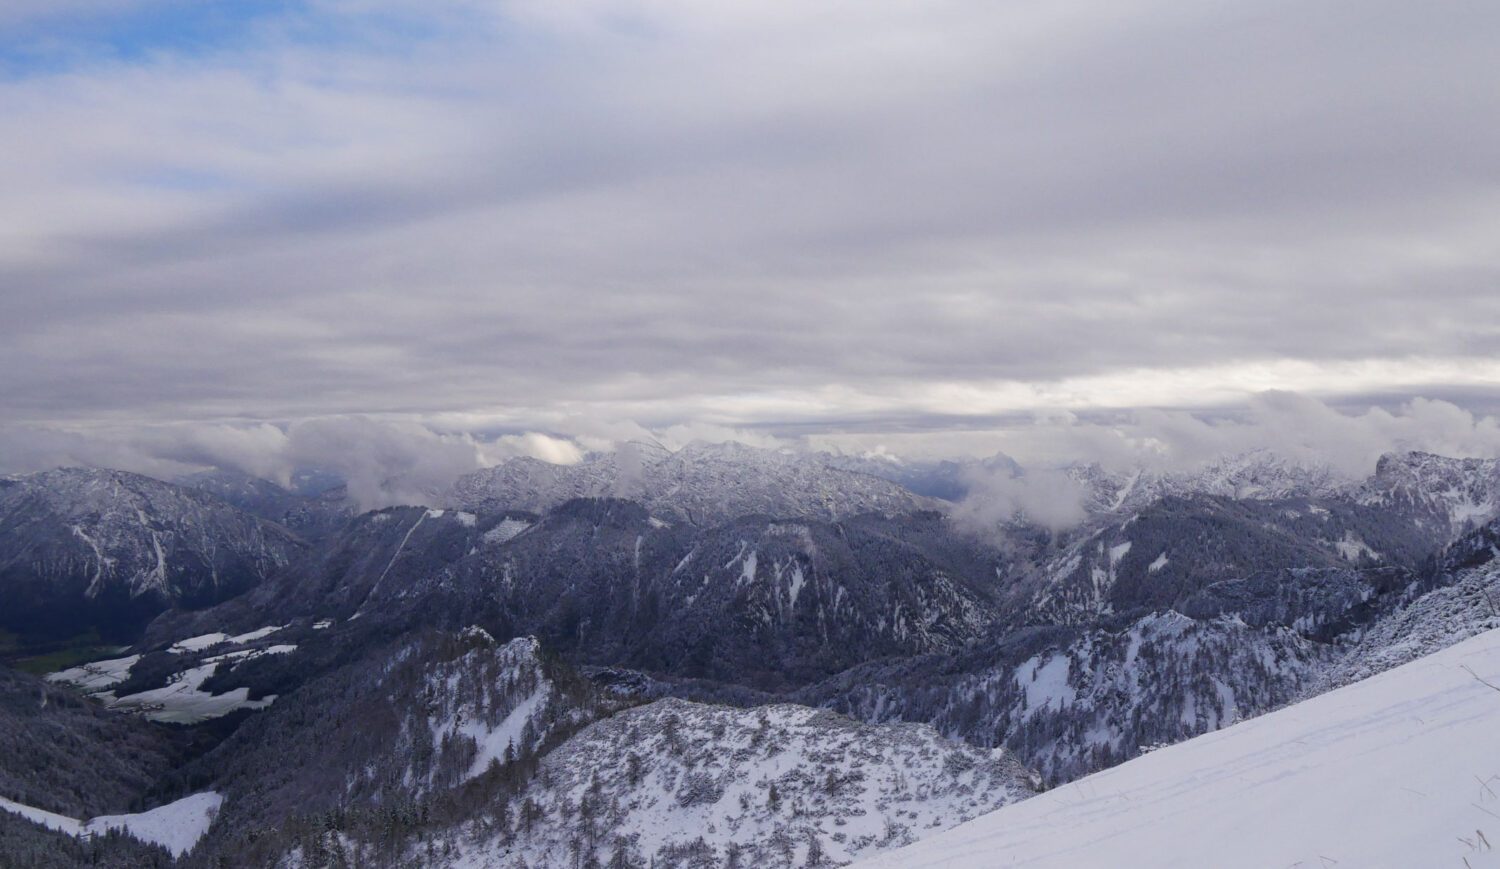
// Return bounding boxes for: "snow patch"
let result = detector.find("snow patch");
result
[1016,654,1076,715]
[47,654,139,691]
[169,633,229,653]
[0,792,222,858]
[483,518,532,545]
[226,625,284,644]
[87,792,223,857]
[1333,531,1380,562]
[107,660,277,723]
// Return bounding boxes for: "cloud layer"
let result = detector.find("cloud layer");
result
[6,393,1500,512]
[1,1,1498,460]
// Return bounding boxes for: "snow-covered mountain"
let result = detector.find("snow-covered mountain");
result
[427,697,1037,868]
[1356,450,1500,538]
[178,469,356,542]
[0,468,304,640]
[853,625,1500,869]
[1020,492,1430,628]
[9,452,1500,867]
[1061,449,1500,535]
[1063,450,1352,517]
[447,441,935,525]
[800,611,1329,783]
[162,497,1004,692]
[1310,517,1500,694]
[400,501,1001,689]
[102,626,1037,869]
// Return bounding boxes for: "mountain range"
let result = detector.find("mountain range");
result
[3,442,1499,865]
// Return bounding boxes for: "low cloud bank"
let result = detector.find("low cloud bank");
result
[949,467,1089,535]
[4,392,1500,514]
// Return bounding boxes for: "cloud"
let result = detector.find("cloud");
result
[4,393,1500,517]
[811,392,1500,479]
[0,418,587,511]
[951,466,1090,535]
[0,0,1495,436]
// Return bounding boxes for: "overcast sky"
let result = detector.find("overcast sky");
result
[3,0,1499,488]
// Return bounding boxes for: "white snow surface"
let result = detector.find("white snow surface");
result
[854,627,1500,869]
[49,632,295,723]
[169,632,230,653]
[105,658,278,723]
[87,792,223,857]
[481,517,532,545]
[46,653,139,691]
[411,636,568,791]
[457,685,550,779]
[0,792,222,858]
[0,795,83,836]
[226,624,284,644]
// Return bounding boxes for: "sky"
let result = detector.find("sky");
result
[3,0,1500,495]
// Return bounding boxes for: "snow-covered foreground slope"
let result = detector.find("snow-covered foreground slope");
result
[855,627,1500,869]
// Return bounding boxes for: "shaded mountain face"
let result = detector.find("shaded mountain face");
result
[449,504,1003,689]
[237,499,1003,691]
[793,513,1500,788]
[447,441,935,525]
[170,498,1008,692]
[1019,493,1435,630]
[0,469,304,642]
[178,470,356,543]
[140,505,490,646]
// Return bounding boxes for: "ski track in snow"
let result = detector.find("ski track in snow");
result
[854,627,1500,869]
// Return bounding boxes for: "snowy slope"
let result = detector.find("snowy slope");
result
[801,611,1328,784]
[854,627,1500,869]
[435,697,1039,868]
[0,791,221,857]
[1312,543,1500,694]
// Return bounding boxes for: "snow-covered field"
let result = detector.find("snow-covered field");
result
[47,629,294,723]
[855,627,1500,869]
[0,792,222,857]
[46,653,139,691]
